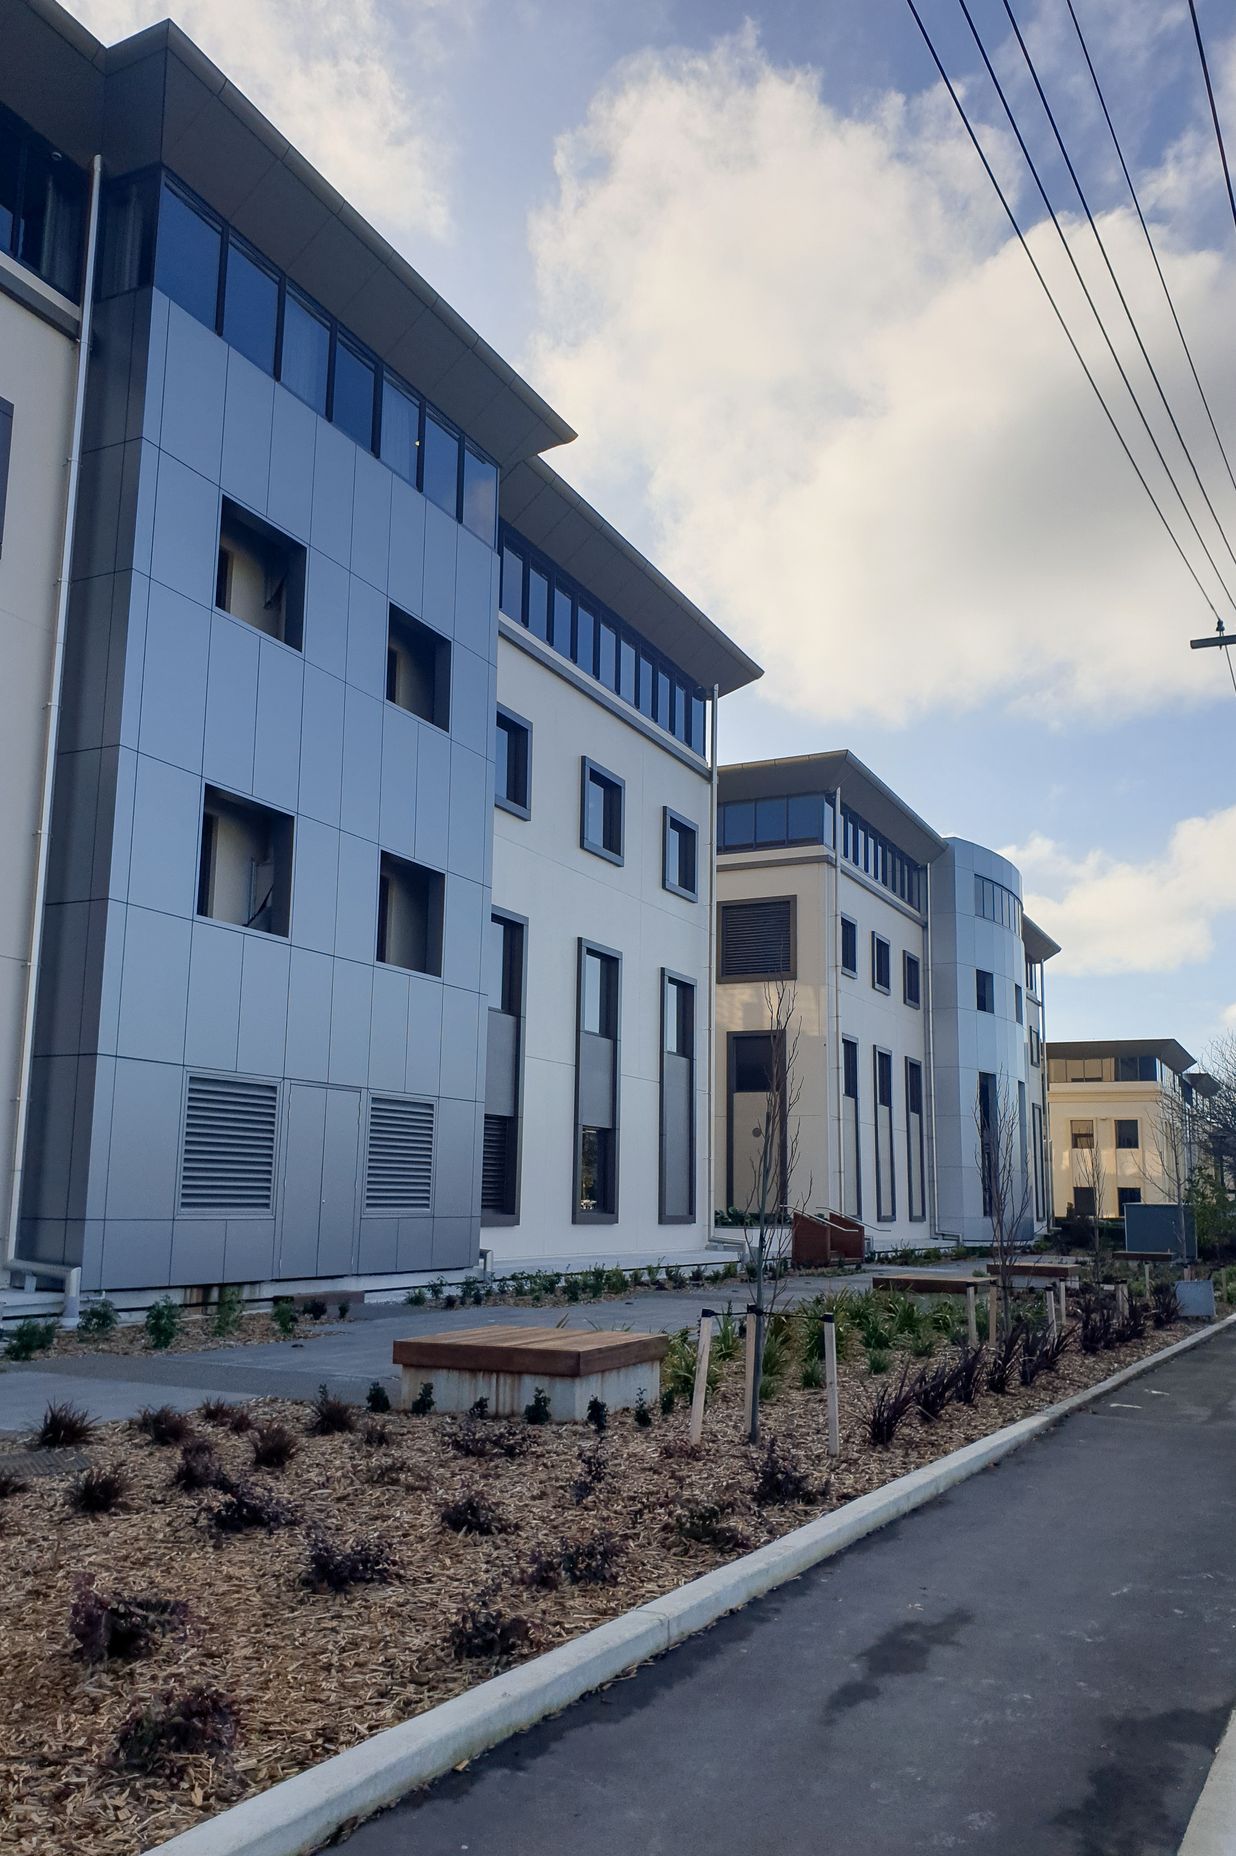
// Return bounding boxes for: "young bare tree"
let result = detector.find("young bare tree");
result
[1073,1131,1108,1275]
[739,977,812,1443]
[1202,1032,1236,1196]
[1138,1087,1192,1260]
[974,1074,1034,1335]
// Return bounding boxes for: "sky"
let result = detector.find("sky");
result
[65,0,1236,1063]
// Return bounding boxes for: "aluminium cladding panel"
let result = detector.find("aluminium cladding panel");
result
[489,631,712,1262]
[22,289,497,1291]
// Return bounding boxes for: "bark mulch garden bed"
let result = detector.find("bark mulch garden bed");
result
[0,1300,1209,1856]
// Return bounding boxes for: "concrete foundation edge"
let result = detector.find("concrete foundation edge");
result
[1178,1703,1236,1856]
[145,1314,1236,1856]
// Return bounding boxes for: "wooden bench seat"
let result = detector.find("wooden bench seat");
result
[985,1260,1079,1282]
[392,1325,668,1420]
[871,1272,985,1296]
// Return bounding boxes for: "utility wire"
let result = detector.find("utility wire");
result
[902,0,1228,629]
[954,0,1236,615]
[1188,0,1236,237]
[1065,0,1236,507]
[1003,0,1236,576]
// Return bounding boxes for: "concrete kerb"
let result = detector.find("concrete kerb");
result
[1178,1703,1236,1856]
[145,1313,1236,1856]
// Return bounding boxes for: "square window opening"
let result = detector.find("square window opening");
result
[215,499,305,649]
[581,759,624,864]
[663,810,698,900]
[197,788,293,936]
[495,708,531,817]
[377,852,445,976]
[386,604,450,729]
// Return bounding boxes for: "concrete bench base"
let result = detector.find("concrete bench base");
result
[398,1360,660,1420]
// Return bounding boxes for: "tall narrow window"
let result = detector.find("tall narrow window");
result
[0,396,11,557]
[331,338,377,450]
[280,290,330,414]
[903,951,921,1008]
[494,708,531,817]
[874,1048,895,1222]
[500,543,525,625]
[156,179,221,329]
[380,376,420,483]
[576,943,620,1221]
[461,447,498,543]
[978,1071,997,1217]
[728,1031,785,1217]
[483,911,524,1223]
[1031,1100,1045,1221]
[906,1058,926,1221]
[976,969,995,1013]
[871,934,891,993]
[840,915,857,976]
[580,759,624,864]
[663,809,698,900]
[660,972,696,1222]
[422,412,460,517]
[222,235,278,374]
[842,1036,861,1221]
[1015,984,1024,1025]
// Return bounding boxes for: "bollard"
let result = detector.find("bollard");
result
[689,1311,713,1448]
[1045,1290,1057,1342]
[1115,1282,1129,1324]
[823,1314,840,1458]
[966,1284,978,1350]
[1057,1279,1067,1329]
[988,1283,999,1343]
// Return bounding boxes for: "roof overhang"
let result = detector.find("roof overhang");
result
[1046,1038,1197,1075]
[3,0,576,472]
[1184,1071,1219,1098]
[501,457,762,697]
[718,750,946,867]
[1022,915,1061,965]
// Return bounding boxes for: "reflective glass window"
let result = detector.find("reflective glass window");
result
[673,681,687,739]
[637,653,655,717]
[156,181,221,328]
[655,668,671,729]
[527,567,549,641]
[422,411,459,516]
[575,604,595,674]
[786,793,823,842]
[551,587,573,654]
[721,800,753,849]
[598,621,617,689]
[380,376,420,482]
[0,118,19,252]
[332,340,376,449]
[223,237,278,374]
[461,446,497,543]
[689,693,706,754]
[755,797,787,845]
[500,545,524,624]
[280,290,329,414]
[17,142,84,298]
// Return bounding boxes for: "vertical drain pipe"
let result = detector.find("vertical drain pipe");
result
[5,155,103,1286]
[705,685,719,1251]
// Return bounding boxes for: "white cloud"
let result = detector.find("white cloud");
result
[1002,806,1236,975]
[526,26,1236,726]
[65,0,471,243]
[1223,1002,1236,1029]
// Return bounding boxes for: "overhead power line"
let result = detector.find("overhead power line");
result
[1065,0,1236,507]
[1002,0,1236,578]
[1188,0,1236,239]
[901,0,1229,630]
[953,0,1236,616]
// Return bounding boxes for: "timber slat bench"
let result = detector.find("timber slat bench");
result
[986,1260,1079,1283]
[392,1325,669,1420]
[872,1272,986,1296]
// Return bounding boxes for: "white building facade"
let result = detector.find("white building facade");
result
[715,754,1057,1252]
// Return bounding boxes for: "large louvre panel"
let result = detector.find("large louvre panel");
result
[718,899,794,980]
[179,1075,278,1213]
[365,1096,434,1212]
[481,1114,514,1214]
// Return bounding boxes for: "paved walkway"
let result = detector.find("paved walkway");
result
[341,1327,1236,1856]
[0,1273,888,1430]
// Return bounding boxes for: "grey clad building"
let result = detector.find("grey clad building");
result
[0,0,760,1302]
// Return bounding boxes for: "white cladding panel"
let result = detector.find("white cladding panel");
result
[491,632,713,1259]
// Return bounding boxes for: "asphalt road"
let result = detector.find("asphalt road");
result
[341,1326,1236,1856]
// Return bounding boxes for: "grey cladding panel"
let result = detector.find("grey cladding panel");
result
[485,1010,518,1117]
[578,1032,615,1129]
[662,1051,692,1220]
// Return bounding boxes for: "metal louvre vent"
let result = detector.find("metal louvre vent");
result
[719,899,794,980]
[481,1114,514,1214]
[179,1075,279,1213]
[365,1096,434,1212]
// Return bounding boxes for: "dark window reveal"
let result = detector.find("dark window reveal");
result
[222,236,278,374]
[718,899,794,981]
[581,760,624,864]
[871,934,891,993]
[903,951,921,1007]
[840,915,857,975]
[495,708,531,817]
[663,810,698,900]
[976,969,995,1013]
[331,340,376,450]
[0,396,12,556]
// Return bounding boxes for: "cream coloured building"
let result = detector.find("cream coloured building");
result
[1045,1039,1210,1223]
[715,752,1058,1251]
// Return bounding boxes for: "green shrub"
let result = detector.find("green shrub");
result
[866,1347,891,1375]
[409,1381,435,1416]
[5,1318,57,1360]
[366,1380,391,1414]
[303,1298,329,1322]
[801,1357,824,1390]
[144,1298,181,1350]
[563,1275,583,1302]
[405,1287,428,1306]
[429,1277,447,1302]
[336,1301,350,1321]
[524,1387,551,1425]
[633,1389,653,1427]
[212,1286,242,1337]
[270,1299,298,1338]
[711,1304,741,1363]
[605,1268,628,1295]
[659,1386,676,1415]
[78,1299,118,1338]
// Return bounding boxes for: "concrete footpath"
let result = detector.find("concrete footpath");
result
[342,1327,1236,1856]
[0,1276,873,1429]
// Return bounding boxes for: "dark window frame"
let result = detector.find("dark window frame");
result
[659,967,697,1225]
[494,705,532,819]
[871,932,891,995]
[726,1027,787,1217]
[196,785,294,939]
[1115,1118,1140,1150]
[873,1045,896,1223]
[840,914,857,976]
[0,396,11,557]
[903,949,921,1009]
[841,1033,862,1221]
[905,1056,926,1222]
[662,807,699,902]
[976,969,995,1014]
[375,850,446,977]
[574,937,622,1225]
[580,757,625,866]
[481,906,528,1228]
[385,603,451,730]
